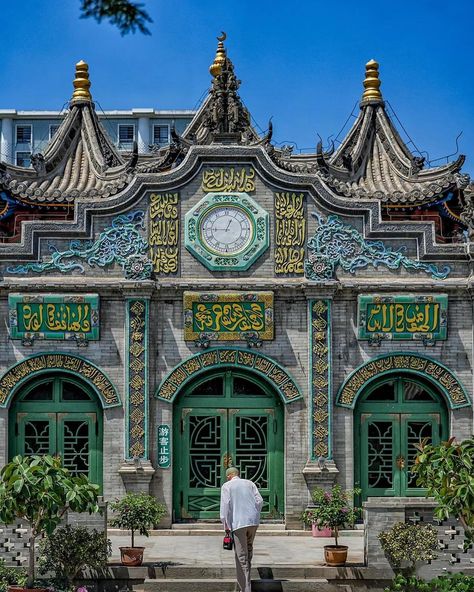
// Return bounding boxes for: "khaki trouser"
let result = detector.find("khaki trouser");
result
[232,525,258,592]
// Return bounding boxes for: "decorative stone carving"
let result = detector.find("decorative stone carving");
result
[7,211,153,279]
[309,300,331,459]
[126,299,149,459]
[304,212,451,281]
[336,353,470,409]
[156,348,302,404]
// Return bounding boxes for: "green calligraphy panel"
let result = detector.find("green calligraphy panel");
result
[9,294,99,341]
[358,294,447,342]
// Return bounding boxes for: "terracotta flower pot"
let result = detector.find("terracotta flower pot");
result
[119,546,145,566]
[324,544,348,566]
[311,523,332,537]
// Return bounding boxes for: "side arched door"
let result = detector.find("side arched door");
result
[9,375,103,487]
[355,376,448,501]
[173,370,284,521]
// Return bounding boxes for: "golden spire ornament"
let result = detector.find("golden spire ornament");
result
[71,60,92,103]
[361,59,382,103]
[209,32,227,78]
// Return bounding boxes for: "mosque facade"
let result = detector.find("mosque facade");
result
[0,37,472,527]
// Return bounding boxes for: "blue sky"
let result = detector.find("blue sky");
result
[1,0,473,173]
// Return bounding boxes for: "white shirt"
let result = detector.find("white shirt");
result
[220,476,263,532]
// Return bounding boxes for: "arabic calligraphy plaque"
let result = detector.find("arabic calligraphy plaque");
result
[357,294,447,342]
[184,292,274,341]
[9,293,99,341]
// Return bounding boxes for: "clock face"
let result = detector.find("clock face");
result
[200,206,253,255]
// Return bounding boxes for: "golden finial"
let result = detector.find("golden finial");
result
[209,32,227,78]
[71,60,92,103]
[361,59,382,103]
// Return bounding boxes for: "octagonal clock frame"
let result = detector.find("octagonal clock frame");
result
[185,192,269,271]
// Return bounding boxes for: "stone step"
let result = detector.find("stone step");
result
[135,578,345,592]
[135,565,379,580]
[109,527,363,537]
[172,523,286,531]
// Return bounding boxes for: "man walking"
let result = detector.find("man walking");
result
[220,467,263,592]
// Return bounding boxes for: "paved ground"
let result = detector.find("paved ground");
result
[108,533,364,566]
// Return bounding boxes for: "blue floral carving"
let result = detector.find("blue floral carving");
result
[7,210,153,280]
[305,213,450,281]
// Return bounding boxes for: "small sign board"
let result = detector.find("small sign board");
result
[157,424,171,468]
[9,293,99,341]
[358,294,447,342]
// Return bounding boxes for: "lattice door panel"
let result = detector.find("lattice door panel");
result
[17,413,56,456]
[361,414,399,497]
[401,414,440,495]
[58,413,97,479]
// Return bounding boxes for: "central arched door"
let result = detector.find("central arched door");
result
[173,370,284,521]
[9,375,102,487]
[355,375,448,501]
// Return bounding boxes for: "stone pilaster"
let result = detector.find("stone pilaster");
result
[120,294,154,492]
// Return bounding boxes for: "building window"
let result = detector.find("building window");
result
[16,152,32,168]
[49,124,60,140]
[118,124,135,149]
[16,125,32,144]
[153,125,170,145]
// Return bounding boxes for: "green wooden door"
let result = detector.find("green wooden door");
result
[356,377,447,501]
[173,371,284,521]
[10,376,102,488]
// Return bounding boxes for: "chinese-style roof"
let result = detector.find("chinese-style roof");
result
[182,33,261,145]
[0,61,134,205]
[270,60,469,207]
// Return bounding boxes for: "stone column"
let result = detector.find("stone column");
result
[302,286,339,491]
[119,290,155,492]
[137,115,150,153]
[0,116,14,164]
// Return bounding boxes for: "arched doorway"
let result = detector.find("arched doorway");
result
[9,374,103,487]
[355,375,448,501]
[173,369,284,521]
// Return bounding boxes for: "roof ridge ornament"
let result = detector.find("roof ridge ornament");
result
[210,32,227,78]
[361,59,383,105]
[71,60,92,104]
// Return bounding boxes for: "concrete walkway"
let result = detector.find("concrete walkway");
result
[108,533,364,566]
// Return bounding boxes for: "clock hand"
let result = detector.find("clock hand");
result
[225,219,232,231]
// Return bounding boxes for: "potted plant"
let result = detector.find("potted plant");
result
[309,484,361,566]
[38,525,111,590]
[110,492,166,566]
[0,455,100,592]
[301,508,332,537]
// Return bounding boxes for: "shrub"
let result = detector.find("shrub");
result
[412,436,474,548]
[384,573,474,592]
[109,492,166,548]
[0,455,101,589]
[378,522,438,577]
[38,525,111,589]
[0,559,27,592]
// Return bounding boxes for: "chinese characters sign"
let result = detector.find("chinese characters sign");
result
[9,294,99,341]
[184,292,274,341]
[358,294,447,342]
[157,425,171,468]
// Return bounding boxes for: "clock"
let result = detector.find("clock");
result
[200,205,253,255]
[185,192,269,271]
